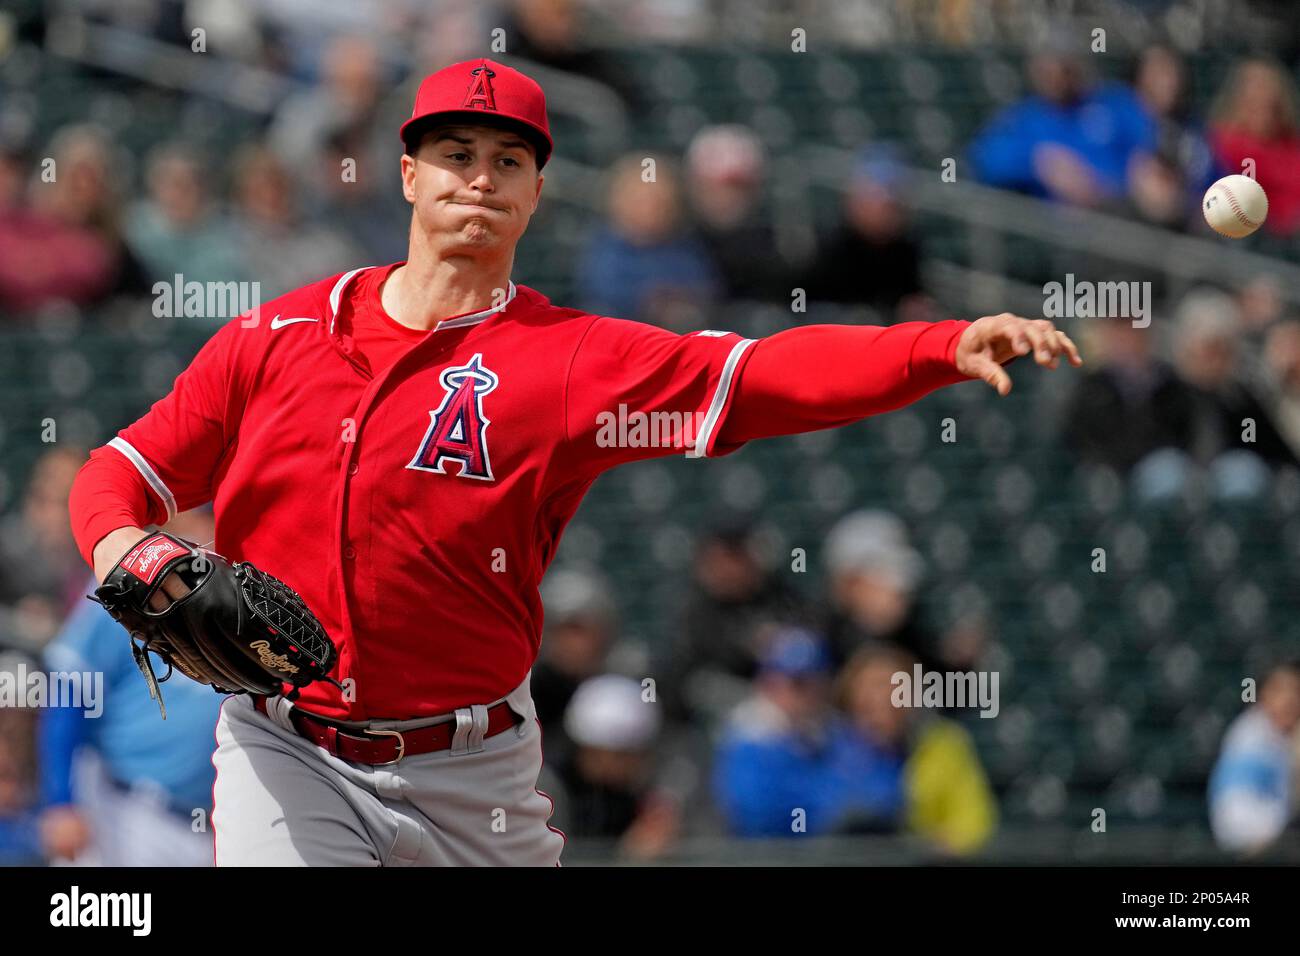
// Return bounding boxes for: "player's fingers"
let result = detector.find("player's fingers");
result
[1023,322,1058,365]
[996,314,1032,355]
[162,573,192,601]
[968,354,1013,396]
[1056,330,1084,366]
[148,573,192,611]
[1035,325,1082,369]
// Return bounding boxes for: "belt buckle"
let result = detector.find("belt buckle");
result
[363,727,406,765]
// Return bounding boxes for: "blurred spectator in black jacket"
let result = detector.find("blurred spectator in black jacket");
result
[533,568,617,767]
[684,125,793,303]
[1127,45,1221,230]
[502,0,642,110]
[822,510,976,674]
[543,674,681,860]
[1063,318,1197,484]
[1172,289,1297,495]
[661,515,806,727]
[800,144,932,322]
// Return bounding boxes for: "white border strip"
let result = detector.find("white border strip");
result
[328,271,515,335]
[328,266,373,334]
[436,281,517,331]
[687,337,756,459]
[108,437,177,522]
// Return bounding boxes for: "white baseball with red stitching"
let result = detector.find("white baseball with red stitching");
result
[1203,174,1269,239]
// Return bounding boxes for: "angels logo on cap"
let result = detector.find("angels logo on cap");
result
[400,58,553,168]
[464,65,497,111]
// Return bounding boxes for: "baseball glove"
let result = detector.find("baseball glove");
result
[91,531,338,717]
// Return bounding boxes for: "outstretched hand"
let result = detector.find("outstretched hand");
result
[955,313,1083,396]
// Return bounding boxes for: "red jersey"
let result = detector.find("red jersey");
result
[74,265,761,719]
[343,262,427,375]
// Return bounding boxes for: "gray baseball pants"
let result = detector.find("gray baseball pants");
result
[211,672,565,866]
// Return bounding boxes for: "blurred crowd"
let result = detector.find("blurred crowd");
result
[532,509,1000,859]
[2,452,1296,862]
[2,1,1300,864]
[0,473,1009,863]
[2,7,1300,320]
[1065,283,1300,502]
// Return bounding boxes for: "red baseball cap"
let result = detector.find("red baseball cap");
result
[400,58,553,169]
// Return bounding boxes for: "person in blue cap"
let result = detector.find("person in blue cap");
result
[713,626,902,838]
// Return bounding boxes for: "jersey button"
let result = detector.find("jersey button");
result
[343,545,357,560]
[347,462,359,477]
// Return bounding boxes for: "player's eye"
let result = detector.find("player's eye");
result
[500,156,520,168]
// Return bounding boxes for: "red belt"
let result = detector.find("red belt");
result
[253,695,522,765]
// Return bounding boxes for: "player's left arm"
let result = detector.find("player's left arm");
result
[714,313,1081,448]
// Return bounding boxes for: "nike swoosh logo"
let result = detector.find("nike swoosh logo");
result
[269,314,319,330]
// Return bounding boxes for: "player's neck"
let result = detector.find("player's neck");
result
[383,251,513,332]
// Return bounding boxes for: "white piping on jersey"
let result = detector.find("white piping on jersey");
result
[435,281,516,330]
[687,337,756,459]
[108,437,178,522]
[328,267,517,335]
[328,266,372,335]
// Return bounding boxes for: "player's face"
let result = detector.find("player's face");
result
[401,125,544,256]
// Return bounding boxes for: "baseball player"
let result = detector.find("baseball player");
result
[67,58,1081,866]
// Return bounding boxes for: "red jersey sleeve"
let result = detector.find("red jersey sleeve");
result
[564,317,758,474]
[716,319,973,445]
[68,316,255,564]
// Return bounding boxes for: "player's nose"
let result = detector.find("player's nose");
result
[466,166,495,191]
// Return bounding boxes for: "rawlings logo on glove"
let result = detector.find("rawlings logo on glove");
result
[90,531,339,717]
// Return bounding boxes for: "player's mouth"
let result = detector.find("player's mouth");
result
[449,200,506,213]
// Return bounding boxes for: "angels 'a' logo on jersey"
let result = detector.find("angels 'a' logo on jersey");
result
[406,353,498,481]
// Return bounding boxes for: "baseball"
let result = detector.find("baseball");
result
[1203,174,1268,238]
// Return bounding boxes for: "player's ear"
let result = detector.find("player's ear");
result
[400,152,417,204]
[532,172,543,213]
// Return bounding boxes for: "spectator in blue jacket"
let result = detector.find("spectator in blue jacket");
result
[713,628,902,837]
[968,37,1156,207]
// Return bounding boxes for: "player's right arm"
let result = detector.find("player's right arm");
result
[69,317,255,583]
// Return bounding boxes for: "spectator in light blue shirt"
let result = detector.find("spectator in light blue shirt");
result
[1208,662,1300,854]
[124,144,249,300]
[36,510,226,866]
